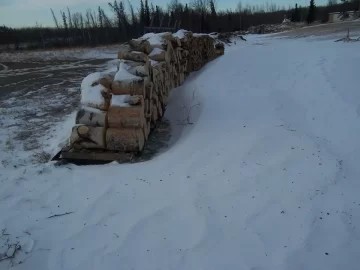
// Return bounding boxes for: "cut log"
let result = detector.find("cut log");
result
[118,51,148,63]
[129,39,151,54]
[157,99,163,118]
[122,60,150,77]
[151,101,159,123]
[107,105,145,129]
[99,73,114,90]
[145,82,153,100]
[70,126,106,149]
[126,65,149,77]
[128,95,144,106]
[80,84,111,111]
[106,128,145,152]
[146,120,151,136]
[111,79,145,96]
[144,99,149,114]
[78,126,89,136]
[149,48,170,63]
[76,107,108,127]
[142,120,150,140]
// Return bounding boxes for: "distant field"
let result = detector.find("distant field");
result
[275,20,360,38]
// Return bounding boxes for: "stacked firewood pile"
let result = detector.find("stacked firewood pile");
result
[65,30,224,159]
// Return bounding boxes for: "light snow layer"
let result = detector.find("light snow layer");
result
[114,62,142,82]
[1,34,360,270]
[140,32,165,46]
[173,29,188,39]
[111,95,131,107]
[149,47,164,57]
[0,45,126,62]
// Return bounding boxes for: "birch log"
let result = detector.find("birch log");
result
[106,128,145,152]
[70,126,106,149]
[129,39,151,54]
[76,107,108,127]
[107,105,145,129]
[118,51,148,62]
[111,78,145,96]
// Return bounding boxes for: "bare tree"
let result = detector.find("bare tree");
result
[327,0,338,6]
[190,0,209,13]
[67,7,73,29]
[236,1,243,13]
[50,8,60,29]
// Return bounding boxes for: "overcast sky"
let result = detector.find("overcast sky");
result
[0,0,327,28]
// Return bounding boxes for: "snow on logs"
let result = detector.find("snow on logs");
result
[66,30,225,155]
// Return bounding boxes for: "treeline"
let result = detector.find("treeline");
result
[0,0,359,50]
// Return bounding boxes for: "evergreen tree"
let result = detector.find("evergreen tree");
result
[182,4,190,30]
[291,3,301,22]
[140,0,145,27]
[306,0,316,24]
[210,0,217,17]
[145,0,151,26]
[152,5,160,27]
[209,0,217,32]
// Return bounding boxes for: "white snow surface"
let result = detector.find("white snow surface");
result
[2,34,360,270]
[80,84,106,108]
[114,62,142,82]
[80,72,103,90]
[140,32,165,46]
[149,47,164,57]
[80,72,113,108]
[173,29,188,39]
[110,95,131,107]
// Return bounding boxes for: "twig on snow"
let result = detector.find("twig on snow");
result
[335,28,360,42]
[177,103,200,126]
[0,242,21,262]
[46,211,74,219]
[1,229,9,236]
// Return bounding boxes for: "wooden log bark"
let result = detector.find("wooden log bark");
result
[106,128,145,152]
[151,101,159,123]
[145,82,153,100]
[142,120,151,140]
[118,51,148,62]
[70,126,106,149]
[157,99,163,118]
[107,105,145,129]
[111,79,145,96]
[76,107,108,127]
[144,98,149,115]
[122,60,150,77]
[128,95,144,106]
[149,48,170,63]
[98,73,114,90]
[129,39,151,54]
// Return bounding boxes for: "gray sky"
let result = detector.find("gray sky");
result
[0,0,327,28]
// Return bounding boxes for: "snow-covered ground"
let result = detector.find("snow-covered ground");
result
[1,33,360,269]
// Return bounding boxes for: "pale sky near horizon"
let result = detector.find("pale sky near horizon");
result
[1,0,327,28]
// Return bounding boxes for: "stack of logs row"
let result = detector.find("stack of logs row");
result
[67,30,224,157]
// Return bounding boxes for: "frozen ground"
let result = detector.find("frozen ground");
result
[0,45,124,63]
[1,29,360,269]
[0,58,119,166]
[276,19,360,39]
